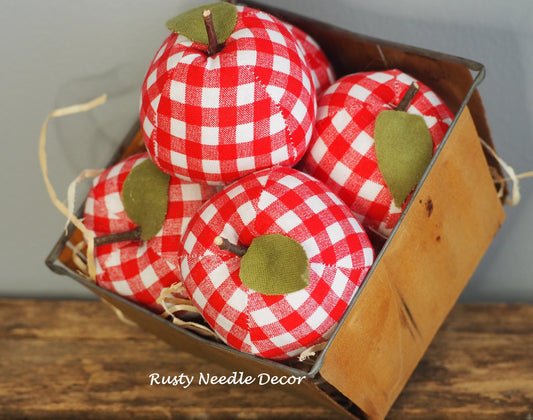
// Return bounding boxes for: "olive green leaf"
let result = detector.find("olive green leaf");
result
[374,110,433,207]
[166,2,238,45]
[121,159,171,241]
[239,234,309,296]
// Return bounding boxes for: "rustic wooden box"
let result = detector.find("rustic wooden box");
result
[46,2,507,419]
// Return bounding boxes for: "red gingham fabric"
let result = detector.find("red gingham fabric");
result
[83,152,217,313]
[180,166,374,360]
[301,70,454,236]
[140,5,316,185]
[283,22,335,95]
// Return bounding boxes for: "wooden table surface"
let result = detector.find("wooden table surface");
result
[1,299,532,419]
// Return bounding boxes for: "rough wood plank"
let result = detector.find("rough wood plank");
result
[1,300,532,419]
[0,299,332,420]
[389,304,533,419]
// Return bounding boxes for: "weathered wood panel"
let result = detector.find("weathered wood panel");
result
[1,300,532,419]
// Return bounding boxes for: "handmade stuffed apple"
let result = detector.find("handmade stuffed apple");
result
[140,2,316,185]
[83,152,216,312]
[283,21,335,95]
[301,69,454,236]
[179,166,374,360]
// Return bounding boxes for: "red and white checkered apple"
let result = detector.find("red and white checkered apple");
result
[140,2,316,185]
[283,21,335,95]
[301,69,454,236]
[179,166,374,360]
[83,152,216,313]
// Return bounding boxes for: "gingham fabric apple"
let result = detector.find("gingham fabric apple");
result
[140,3,316,185]
[83,152,216,312]
[301,69,454,236]
[180,166,374,360]
[283,21,335,95]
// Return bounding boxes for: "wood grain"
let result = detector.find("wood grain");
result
[1,300,532,419]
[321,107,506,419]
[388,304,533,420]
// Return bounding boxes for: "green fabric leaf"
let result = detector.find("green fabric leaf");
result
[166,2,238,45]
[121,159,171,241]
[239,234,309,296]
[374,110,433,207]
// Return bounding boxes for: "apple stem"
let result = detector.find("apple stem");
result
[203,9,219,56]
[396,81,420,112]
[94,226,143,247]
[214,236,248,257]
[224,0,237,3]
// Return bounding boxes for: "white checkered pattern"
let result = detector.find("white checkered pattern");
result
[180,167,374,360]
[302,69,454,236]
[140,6,316,185]
[83,152,217,312]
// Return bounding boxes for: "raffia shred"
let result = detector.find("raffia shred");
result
[71,240,89,278]
[39,94,108,281]
[100,298,139,327]
[479,137,525,206]
[66,168,105,234]
[298,342,327,362]
[158,282,220,340]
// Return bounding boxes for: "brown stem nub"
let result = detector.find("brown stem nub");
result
[94,226,143,247]
[224,0,237,3]
[203,9,219,56]
[396,81,420,112]
[214,236,248,257]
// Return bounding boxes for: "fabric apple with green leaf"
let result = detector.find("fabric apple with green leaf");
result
[83,152,217,312]
[301,69,454,236]
[179,166,374,360]
[140,2,316,185]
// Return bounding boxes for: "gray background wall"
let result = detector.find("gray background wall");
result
[1,0,531,301]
